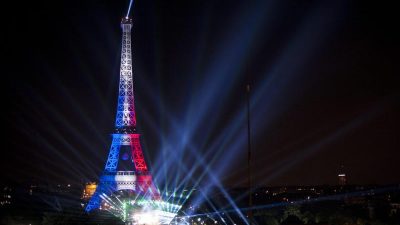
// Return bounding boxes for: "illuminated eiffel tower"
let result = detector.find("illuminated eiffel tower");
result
[85,16,178,224]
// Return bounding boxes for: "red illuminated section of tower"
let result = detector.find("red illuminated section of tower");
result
[130,134,148,172]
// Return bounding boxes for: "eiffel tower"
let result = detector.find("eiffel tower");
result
[84,16,177,224]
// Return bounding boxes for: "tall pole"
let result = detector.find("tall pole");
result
[246,84,253,223]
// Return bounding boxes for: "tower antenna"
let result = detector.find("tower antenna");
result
[126,0,135,18]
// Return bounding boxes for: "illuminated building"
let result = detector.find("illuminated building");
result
[338,165,347,186]
[82,182,97,200]
[338,173,347,186]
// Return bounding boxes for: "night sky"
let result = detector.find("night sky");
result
[2,0,399,187]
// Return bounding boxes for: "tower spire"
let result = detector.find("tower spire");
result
[115,17,137,132]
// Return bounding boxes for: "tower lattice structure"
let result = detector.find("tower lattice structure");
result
[85,16,159,213]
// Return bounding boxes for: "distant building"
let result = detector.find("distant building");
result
[0,186,12,206]
[338,165,347,186]
[338,173,347,185]
[390,203,400,215]
[82,182,97,200]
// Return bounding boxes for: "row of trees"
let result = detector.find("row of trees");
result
[252,201,400,225]
[0,207,123,225]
